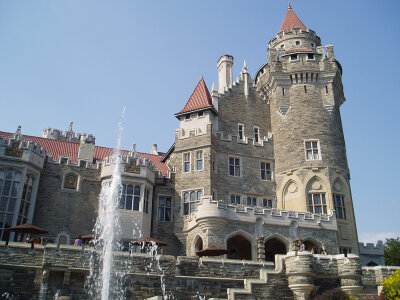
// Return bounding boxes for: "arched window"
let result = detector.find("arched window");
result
[227,235,252,260]
[63,172,79,190]
[183,189,203,215]
[265,238,287,263]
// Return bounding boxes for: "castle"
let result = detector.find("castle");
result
[0,5,396,299]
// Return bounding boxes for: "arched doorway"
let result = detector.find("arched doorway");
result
[194,237,203,255]
[59,236,67,245]
[304,240,318,252]
[227,235,252,260]
[265,238,287,262]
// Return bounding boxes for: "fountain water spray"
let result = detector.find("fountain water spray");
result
[87,109,125,300]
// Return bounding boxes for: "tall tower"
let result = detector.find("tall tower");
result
[256,4,358,253]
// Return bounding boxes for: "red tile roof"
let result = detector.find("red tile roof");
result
[285,48,314,54]
[0,131,169,175]
[279,4,307,33]
[175,77,213,116]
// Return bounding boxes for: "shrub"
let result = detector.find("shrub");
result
[381,269,400,300]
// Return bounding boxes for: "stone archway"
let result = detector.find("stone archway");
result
[227,235,252,260]
[265,238,287,262]
[194,236,203,255]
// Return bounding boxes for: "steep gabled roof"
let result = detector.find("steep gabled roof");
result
[279,4,307,33]
[175,77,215,117]
[0,131,169,175]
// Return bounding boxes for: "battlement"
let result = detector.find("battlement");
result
[359,240,384,256]
[186,197,338,232]
[0,129,46,169]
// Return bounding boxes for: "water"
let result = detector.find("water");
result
[86,114,124,300]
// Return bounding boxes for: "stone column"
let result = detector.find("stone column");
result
[337,254,363,296]
[257,237,265,261]
[285,252,315,300]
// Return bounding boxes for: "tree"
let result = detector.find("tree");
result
[384,238,400,266]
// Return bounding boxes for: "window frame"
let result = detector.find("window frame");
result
[230,194,241,205]
[182,188,203,215]
[183,152,191,173]
[228,156,241,177]
[195,150,203,171]
[262,198,273,208]
[158,195,172,222]
[253,126,260,144]
[238,123,244,141]
[307,192,327,214]
[333,194,347,220]
[260,161,272,181]
[304,140,321,161]
[119,183,141,212]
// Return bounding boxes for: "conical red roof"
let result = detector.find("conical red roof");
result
[175,77,213,116]
[279,4,306,33]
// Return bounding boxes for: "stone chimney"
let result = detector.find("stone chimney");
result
[217,54,234,93]
[78,134,95,163]
[151,144,158,155]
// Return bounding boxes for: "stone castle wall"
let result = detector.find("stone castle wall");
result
[0,243,398,300]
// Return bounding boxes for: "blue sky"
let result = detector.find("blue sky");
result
[0,0,399,244]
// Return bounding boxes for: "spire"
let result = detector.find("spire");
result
[242,60,248,72]
[279,4,306,33]
[175,77,215,117]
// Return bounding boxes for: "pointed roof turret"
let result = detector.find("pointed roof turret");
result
[175,77,217,117]
[279,3,307,33]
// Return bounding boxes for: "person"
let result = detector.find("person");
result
[299,240,305,252]
[322,248,328,255]
[74,236,83,246]
[311,247,317,254]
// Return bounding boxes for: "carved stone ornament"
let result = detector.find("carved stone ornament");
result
[288,182,298,193]
[334,181,342,192]
[311,181,322,190]
[64,174,78,189]
[124,160,140,174]
[6,142,23,158]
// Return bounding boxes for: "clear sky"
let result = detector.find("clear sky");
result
[0,0,399,244]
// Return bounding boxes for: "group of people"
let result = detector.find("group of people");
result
[297,239,329,255]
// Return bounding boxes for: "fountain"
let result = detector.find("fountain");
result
[86,116,124,300]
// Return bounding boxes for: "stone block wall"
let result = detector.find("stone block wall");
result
[0,241,398,299]
[33,162,101,242]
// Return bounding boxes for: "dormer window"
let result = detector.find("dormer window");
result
[280,44,285,49]
[290,54,298,61]
[295,41,300,45]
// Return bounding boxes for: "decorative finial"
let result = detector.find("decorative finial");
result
[242,60,248,72]
[288,3,292,10]
[68,121,73,132]
[13,125,23,141]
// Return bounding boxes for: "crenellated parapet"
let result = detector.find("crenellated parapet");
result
[185,196,337,233]
[0,127,46,170]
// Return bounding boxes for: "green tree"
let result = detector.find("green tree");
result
[384,237,400,266]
